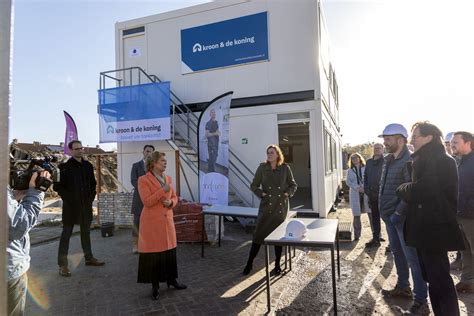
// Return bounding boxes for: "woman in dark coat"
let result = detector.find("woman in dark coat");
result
[396,122,465,316]
[243,144,297,275]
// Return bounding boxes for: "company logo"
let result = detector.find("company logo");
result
[192,43,202,53]
[107,125,114,134]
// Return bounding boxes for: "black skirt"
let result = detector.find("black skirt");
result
[137,248,178,284]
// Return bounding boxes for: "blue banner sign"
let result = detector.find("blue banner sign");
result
[181,12,269,74]
[98,82,171,143]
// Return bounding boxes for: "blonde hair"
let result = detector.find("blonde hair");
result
[266,144,285,166]
[347,152,366,168]
[146,151,166,172]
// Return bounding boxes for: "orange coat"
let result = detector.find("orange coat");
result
[137,172,178,253]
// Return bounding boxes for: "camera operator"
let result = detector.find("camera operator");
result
[7,170,50,315]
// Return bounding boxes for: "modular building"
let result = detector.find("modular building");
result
[110,0,342,218]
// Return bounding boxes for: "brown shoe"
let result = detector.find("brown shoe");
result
[85,258,105,266]
[456,282,474,293]
[59,266,71,277]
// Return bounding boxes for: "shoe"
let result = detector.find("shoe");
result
[58,266,71,277]
[380,237,386,242]
[385,246,391,253]
[381,286,412,298]
[85,258,105,266]
[243,263,252,275]
[167,280,187,290]
[353,237,360,241]
[403,301,430,315]
[456,282,474,293]
[151,287,160,300]
[273,266,282,276]
[365,239,381,248]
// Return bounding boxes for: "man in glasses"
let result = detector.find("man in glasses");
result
[54,140,105,277]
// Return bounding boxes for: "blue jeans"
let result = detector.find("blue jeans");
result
[382,212,428,303]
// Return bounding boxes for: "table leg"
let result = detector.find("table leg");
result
[293,246,296,258]
[218,215,222,247]
[201,212,205,258]
[336,227,340,278]
[284,246,288,271]
[331,247,337,315]
[289,247,292,271]
[265,244,271,312]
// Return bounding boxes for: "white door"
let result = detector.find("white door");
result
[122,34,148,85]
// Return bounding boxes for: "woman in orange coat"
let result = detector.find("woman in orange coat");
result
[137,151,187,300]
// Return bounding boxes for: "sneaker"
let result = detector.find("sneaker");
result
[85,258,105,266]
[59,266,71,277]
[382,286,412,298]
[365,239,381,248]
[404,301,430,315]
[456,282,474,293]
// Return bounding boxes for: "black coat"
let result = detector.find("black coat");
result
[396,142,465,251]
[130,160,146,216]
[54,158,97,224]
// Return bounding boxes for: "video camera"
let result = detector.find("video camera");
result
[10,155,60,192]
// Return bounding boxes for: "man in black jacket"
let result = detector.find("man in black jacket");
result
[451,131,474,293]
[130,144,154,253]
[397,122,465,315]
[54,140,105,277]
[364,143,384,247]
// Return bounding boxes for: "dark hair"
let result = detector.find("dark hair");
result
[454,131,474,149]
[143,144,155,151]
[411,121,443,146]
[146,151,166,172]
[68,140,82,150]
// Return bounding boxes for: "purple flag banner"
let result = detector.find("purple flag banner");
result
[63,111,78,156]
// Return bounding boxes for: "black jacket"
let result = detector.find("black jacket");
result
[54,158,97,224]
[130,160,146,216]
[458,151,474,219]
[364,156,384,203]
[396,142,464,251]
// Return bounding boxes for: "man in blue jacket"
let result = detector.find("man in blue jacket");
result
[451,131,474,293]
[7,170,49,315]
[378,123,428,314]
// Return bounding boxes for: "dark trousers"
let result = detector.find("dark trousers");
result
[207,145,218,172]
[58,221,93,267]
[7,273,27,316]
[417,249,460,316]
[132,213,141,237]
[246,242,283,266]
[369,199,381,240]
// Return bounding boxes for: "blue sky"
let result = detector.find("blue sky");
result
[10,0,474,150]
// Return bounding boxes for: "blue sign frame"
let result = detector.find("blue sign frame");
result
[181,12,269,74]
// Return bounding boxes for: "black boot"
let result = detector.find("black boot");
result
[274,246,282,275]
[151,283,160,300]
[243,243,261,275]
[167,279,187,290]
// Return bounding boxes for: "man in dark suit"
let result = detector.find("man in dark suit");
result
[131,144,155,253]
[54,140,105,277]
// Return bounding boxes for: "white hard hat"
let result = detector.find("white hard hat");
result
[378,123,408,138]
[444,132,454,143]
[285,220,307,239]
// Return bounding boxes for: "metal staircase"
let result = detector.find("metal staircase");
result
[99,67,257,209]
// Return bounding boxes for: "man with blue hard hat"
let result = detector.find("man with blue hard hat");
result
[378,123,429,314]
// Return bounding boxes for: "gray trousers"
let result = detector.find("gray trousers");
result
[458,217,474,283]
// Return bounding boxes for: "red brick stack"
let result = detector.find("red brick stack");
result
[173,199,208,242]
